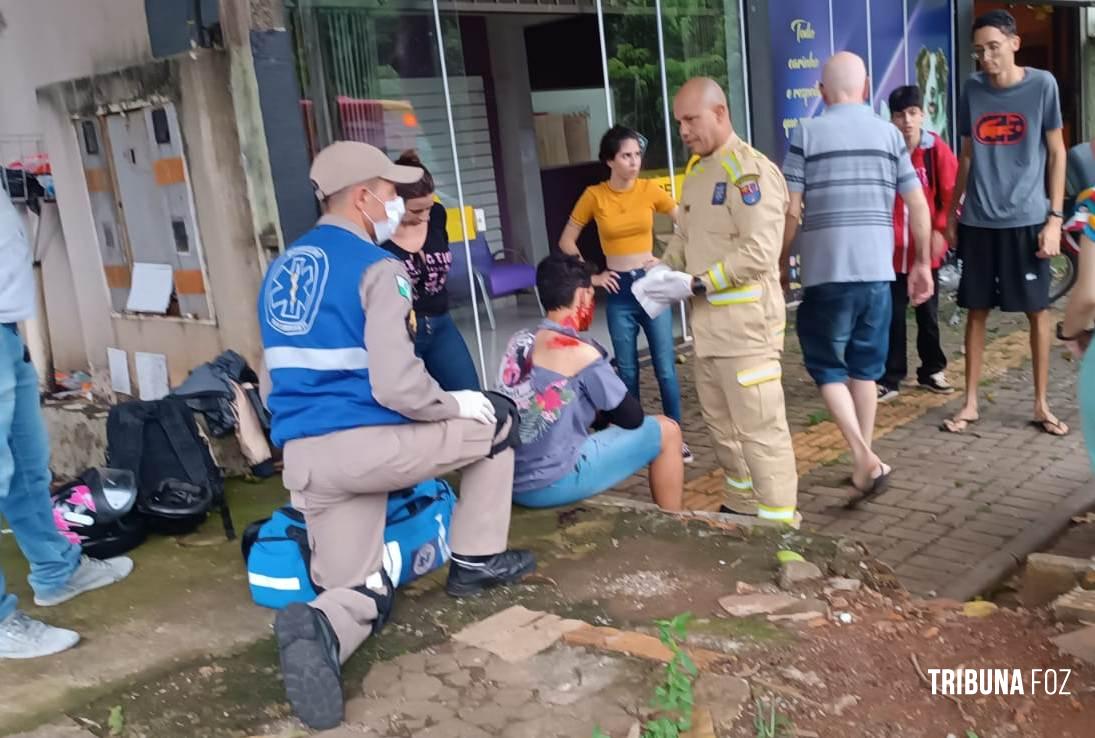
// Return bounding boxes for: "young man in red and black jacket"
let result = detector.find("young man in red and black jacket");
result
[878,85,959,401]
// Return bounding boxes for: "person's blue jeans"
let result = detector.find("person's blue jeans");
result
[0,324,80,622]
[414,312,481,392]
[796,281,892,386]
[514,417,662,508]
[605,270,682,421]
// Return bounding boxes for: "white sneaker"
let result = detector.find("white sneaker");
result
[33,555,134,607]
[0,611,79,659]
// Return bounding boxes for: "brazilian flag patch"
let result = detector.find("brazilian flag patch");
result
[396,275,413,301]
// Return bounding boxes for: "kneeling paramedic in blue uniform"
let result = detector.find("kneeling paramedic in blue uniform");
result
[259,141,534,730]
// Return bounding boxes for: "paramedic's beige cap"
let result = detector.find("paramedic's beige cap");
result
[309,141,423,200]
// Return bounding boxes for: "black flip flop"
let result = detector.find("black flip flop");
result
[1030,418,1070,437]
[845,466,892,509]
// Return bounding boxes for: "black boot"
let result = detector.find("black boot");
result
[445,549,536,598]
[275,603,343,730]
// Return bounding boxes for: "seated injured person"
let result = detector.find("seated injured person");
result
[498,254,684,511]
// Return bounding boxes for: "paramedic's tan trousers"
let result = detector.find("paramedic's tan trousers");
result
[283,417,513,662]
[693,353,798,518]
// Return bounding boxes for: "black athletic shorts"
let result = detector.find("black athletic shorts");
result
[956,224,1050,313]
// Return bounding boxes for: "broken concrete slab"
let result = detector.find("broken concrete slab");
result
[1052,588,1095,624]
[1022,553,1095,606]
[452,606,585,662]
[1051,625,1095,667]
[7,720,98,738]
[718,593,799,616]
[694,673,751,733]
[826,577,863,593]
[779,559,824,590]
[719,593,827,619]
[562,625,725,670]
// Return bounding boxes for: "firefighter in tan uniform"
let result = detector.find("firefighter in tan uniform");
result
[662,77,798,524]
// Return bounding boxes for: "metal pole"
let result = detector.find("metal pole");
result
[431,0,488,386]
[595,0,614,126]
[865,0,875,108]
[653,0,690,342]
[737,0,753,143]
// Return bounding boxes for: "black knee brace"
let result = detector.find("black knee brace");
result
[352,568,395,633]
[483,391,521,458]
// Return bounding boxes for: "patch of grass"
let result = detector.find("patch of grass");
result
[753,697,794,737]
[807,410,831,427]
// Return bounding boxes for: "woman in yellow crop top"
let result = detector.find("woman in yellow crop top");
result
[558,125,690,463]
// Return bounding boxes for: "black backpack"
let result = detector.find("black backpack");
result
[106,397,235,539]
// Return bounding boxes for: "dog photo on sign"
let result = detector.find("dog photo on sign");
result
[916,47,950,141]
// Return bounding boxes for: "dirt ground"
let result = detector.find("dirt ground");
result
[20,504,1089,738]
[718,590,1092,737]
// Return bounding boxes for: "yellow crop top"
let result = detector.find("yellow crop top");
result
[568,179,676,256]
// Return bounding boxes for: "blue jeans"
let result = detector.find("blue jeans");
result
[0,325,80,621]
[415,312,480,392]
[605,270,682,421]
[514,417,662,508]
[797,281,892,386]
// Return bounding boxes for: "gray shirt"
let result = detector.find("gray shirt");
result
[782,103,920,287]
[512,358,626,493]
[958,69,1062,229]
[0,189,35,323]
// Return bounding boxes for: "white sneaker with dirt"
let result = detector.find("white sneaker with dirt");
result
[877,384,899,403]
[682,443,694,464]
[918,371,954,394]
[0,611,80,659]
[33,555,134,607]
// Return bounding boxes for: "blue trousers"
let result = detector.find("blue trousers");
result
[0,325,80,621]
[605,271,682,421]
[414,312,480,392]
[514,417,662,508]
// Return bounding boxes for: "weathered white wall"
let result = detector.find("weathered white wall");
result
[2,2,268,392]
[0,0,152,382]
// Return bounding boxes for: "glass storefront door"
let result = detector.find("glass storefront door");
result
[286,0,749,384]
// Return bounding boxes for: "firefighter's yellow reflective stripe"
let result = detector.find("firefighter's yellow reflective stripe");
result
[706,262,730,292]
[725,152,745,183]
[736,362,782,387]
[757,504,796,521]
[707,283,763,305]
[773,322,786,339]
[684,154,701,177]
[725,476,754,490]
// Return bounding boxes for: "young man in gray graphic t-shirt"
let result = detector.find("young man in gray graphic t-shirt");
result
[942,9,1068,438]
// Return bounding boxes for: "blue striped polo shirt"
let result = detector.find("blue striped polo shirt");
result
[782,103,921,288]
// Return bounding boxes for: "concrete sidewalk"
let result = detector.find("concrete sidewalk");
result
[621,308,1093,597]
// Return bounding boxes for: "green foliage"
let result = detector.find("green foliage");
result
[108,705,125,736]
[807,410,831,426]
[591,613,698,738]
[753,698,793,738]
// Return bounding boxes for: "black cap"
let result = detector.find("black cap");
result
[888,85,923,114]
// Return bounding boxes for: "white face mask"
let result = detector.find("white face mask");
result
[361,189,405,243]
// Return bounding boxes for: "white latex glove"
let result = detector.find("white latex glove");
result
[450,390,496,425]
[643,270,694,303]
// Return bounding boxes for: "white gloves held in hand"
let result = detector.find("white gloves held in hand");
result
[631,265,695,319]
[450,390,497,425]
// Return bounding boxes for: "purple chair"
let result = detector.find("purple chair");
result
[449,234,542,330]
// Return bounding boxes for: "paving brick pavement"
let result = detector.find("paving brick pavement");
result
[619,307,1091,595]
